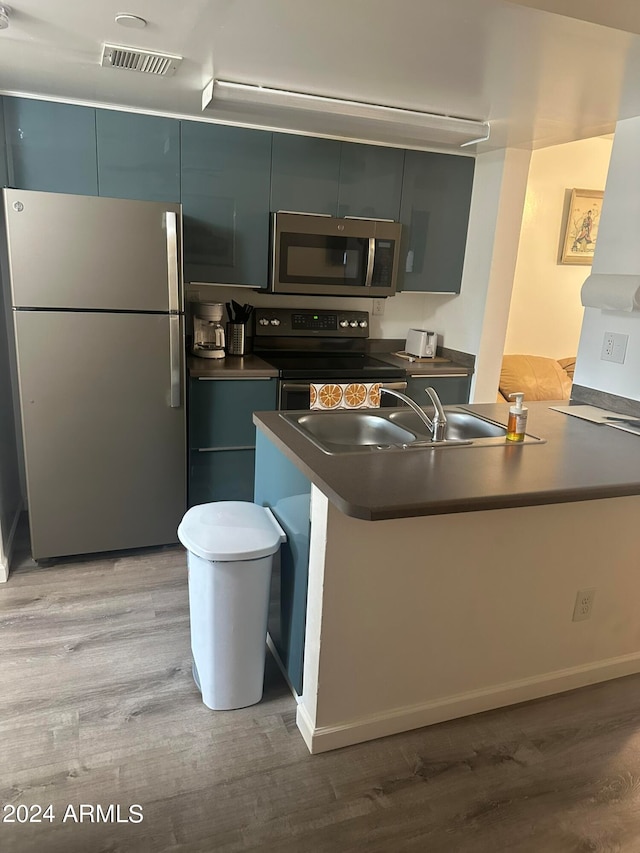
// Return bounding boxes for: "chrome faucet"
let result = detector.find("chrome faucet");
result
[380,386,448,441]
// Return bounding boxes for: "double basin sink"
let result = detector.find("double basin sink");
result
[281,407,544,455]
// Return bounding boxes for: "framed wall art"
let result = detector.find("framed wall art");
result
[560,188,604,265]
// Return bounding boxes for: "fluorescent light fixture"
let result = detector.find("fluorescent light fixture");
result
[202,80,490,148]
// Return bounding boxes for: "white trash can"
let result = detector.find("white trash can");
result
[177,501,286,711]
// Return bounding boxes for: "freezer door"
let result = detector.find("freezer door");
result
[4,189,182,312]
[14,311,186,559]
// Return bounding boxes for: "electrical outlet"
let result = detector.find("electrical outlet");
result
[372,298,386,316]
[601,332,628,364]
[572,588,596,622]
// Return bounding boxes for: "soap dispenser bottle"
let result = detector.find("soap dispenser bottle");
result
[507,392,528,442]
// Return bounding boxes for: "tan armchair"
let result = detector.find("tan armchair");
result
[497,355,575,403]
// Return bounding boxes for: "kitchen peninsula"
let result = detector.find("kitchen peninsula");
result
[254,402,640,753]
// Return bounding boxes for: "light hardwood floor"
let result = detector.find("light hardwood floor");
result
[2,524,640,852]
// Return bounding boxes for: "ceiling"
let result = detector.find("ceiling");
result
[1,0,640,152]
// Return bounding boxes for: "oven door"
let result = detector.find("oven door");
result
[271,213,402,298]
[278,381,408,411]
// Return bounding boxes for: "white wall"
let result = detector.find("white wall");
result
[186,284,430,342]
[574,117,640,400]
[504,136,613,359]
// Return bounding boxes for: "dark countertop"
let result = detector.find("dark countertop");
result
[188,348,472,379]
[188,355,278,378]
[374,352,472,376]
[253,401,640,520]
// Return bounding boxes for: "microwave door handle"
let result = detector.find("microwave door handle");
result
[364,237,375,287]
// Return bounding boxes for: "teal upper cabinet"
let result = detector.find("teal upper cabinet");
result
[96,110,180,202]
[4,98,98,196]
[399,151,475,293]
[270,134,341,216]
[270,135,404,222]
[337,143,404,221]
[0,100,7,188]
[181,121,272,287]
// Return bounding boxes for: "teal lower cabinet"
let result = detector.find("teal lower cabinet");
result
[188,377,277,506]
[254,431,311,695]
[405,374,472,406]
[189,448,256,505]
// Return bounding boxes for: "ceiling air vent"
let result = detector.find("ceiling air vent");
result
[101,43,182,76]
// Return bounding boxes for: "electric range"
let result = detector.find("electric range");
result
[253,307,406,410]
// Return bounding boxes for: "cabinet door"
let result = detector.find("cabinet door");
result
[338,142,404,220]
[181,121,272,287]
[189,449,256,506]
[96,110,180,202]
[189,378,277,449]
[0,99,7,188]
[405,375,471,406]
[270,134,341,216]
[399,151,474,293]
[4,98,98,196]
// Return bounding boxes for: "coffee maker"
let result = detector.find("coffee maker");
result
[192,303,226,359]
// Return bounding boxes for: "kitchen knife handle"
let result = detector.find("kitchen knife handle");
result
[169,314,182,408]
[166,211,180,314]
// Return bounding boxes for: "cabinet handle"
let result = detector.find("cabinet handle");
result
[196,376,273,381]
[409,373,467,379]
[195,446,255,452]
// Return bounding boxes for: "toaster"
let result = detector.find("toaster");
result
[405,329,437,358]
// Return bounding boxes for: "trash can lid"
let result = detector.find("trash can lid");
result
[177,501,286,562]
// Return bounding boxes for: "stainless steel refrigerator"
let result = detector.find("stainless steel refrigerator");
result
[2,188,186,560]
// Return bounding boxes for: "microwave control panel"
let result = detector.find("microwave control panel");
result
[254,308,370,337]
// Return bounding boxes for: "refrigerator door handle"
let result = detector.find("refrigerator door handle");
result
[166,211,180,314]
[169,315,182,408]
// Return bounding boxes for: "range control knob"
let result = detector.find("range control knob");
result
[258,318,270,326]
[349,320,358,328]
[339,319,349,328]
[359,320,368,328]
[270,318,281,326]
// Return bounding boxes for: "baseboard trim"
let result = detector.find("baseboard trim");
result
[297,651,640,754]
[0,505,22,583]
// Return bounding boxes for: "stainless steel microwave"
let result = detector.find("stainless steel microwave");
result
[270,212,402,297]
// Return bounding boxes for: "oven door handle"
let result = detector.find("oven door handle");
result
[280,383,312,393]
[364,237,376,287]
[281,381,406,393]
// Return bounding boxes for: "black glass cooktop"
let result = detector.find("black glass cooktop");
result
[259,353,404,380]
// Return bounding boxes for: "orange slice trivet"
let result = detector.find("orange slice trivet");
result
[368,383,382,407]
[309,384,317,407]
[318,384,343,409]
[344,383,367,408]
